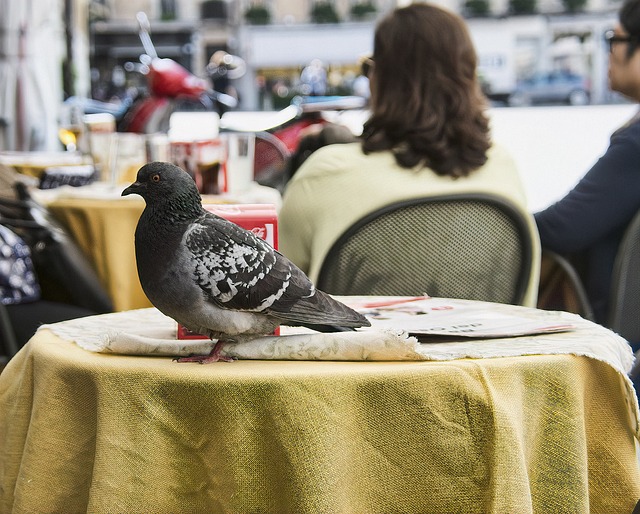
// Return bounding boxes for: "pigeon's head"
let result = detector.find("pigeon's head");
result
[122,162,201,205]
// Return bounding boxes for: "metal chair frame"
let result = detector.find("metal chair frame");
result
[537,249,595,321]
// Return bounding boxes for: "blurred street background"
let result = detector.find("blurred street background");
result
[1,0,637,204]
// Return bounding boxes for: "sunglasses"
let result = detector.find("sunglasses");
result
[360,56,374,78]
[604,29,638,52]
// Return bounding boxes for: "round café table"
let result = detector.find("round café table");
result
[1,298,638,513]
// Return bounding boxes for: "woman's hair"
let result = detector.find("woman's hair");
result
[361,3,490,177]
[620,0,640,58]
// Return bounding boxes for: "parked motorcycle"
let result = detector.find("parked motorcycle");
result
[220,95,366,190]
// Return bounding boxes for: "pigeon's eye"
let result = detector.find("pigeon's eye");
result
[151,174,161,183]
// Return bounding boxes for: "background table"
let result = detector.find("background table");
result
[1,304,639,513]
[38,183,282,311]
[48,196,149,311]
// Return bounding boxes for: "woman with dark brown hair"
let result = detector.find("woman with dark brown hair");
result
[362,3,490,176]
[279,2,540,306]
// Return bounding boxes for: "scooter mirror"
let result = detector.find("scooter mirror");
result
[136,12,157,59]
[215,92,238,109]
[136,12,151,33]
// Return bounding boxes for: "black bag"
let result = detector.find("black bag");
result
[0,183,113,314]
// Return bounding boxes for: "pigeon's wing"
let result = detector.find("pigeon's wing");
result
[185,213,368,328]
[185,213,312,312]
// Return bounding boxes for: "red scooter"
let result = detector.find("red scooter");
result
[119,12,241,134]
[69,12,241,134]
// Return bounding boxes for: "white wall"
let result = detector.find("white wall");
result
[489,103,638,212]
[239,23,374,68]
[321,104,640,213]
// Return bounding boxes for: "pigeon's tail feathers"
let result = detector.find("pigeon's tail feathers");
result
[274,288,371,330]
[295,323,360,333]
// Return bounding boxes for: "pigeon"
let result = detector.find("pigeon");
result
[122,161,370,363]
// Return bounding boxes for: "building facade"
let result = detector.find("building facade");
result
[85,0,624,107]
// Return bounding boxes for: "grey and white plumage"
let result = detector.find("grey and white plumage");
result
[122,161,370,362]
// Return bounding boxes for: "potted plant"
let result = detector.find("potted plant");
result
[350,2,377,21]
[509,0,537,15]
[464,0,491,17]
[311,2,340,24]
[244,4,271,25]
[561,0,587,13]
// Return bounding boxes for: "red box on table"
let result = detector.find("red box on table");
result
[177,204,279,339]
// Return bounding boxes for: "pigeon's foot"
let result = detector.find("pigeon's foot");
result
[175,340,236,364]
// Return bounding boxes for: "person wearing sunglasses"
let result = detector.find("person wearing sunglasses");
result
[279,2,541,307]
[535,0,640,327]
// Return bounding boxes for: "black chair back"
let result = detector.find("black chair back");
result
[608,209,640,342]
[0,303,19,359]
[317,194,534,305]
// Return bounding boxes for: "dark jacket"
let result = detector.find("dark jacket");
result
[535,112,640,323]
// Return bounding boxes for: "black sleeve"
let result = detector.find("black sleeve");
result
[534,121,640,254]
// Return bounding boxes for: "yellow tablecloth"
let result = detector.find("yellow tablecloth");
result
[1,309,639,512]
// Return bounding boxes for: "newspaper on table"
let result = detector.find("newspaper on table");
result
[345,296,575,341]
[40,295,589,361]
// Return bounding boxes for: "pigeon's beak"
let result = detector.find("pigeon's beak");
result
[122,182,143,197]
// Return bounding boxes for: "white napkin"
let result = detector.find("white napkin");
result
[39,308,421,361]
